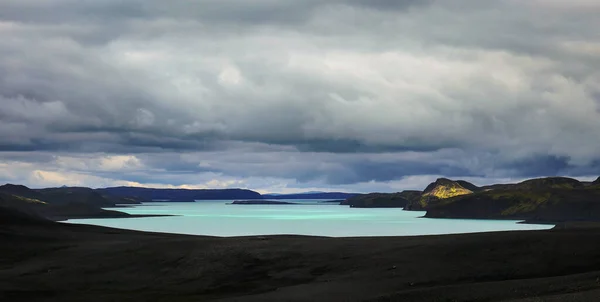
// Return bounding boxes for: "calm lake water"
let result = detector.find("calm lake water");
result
[66,200,553,237]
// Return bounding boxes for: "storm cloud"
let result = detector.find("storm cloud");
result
[0,0,599,192]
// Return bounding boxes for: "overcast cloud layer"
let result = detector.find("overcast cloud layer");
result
[1,0,599,193]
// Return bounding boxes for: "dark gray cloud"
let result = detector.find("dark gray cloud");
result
[0,0,599,191]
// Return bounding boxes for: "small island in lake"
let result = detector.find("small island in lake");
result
[230,200,298,205]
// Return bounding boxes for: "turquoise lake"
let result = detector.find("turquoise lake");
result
[66,200,553,237]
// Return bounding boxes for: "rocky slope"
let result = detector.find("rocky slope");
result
[405,178,474,211]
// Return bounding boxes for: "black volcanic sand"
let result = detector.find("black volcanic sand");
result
[2,216,600,301]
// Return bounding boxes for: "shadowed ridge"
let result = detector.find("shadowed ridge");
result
[98,186,262,201]
[516,177,584,190]
[0,204,52,226]
[341,192,408,208]
[36,187,116,207]
[0,183,44,200]
[480,177,584,191]
[0,183,32,191]
[456,180,481,192]
[0,192,48,216]
[0,186,137,221]
[340,190,422,208]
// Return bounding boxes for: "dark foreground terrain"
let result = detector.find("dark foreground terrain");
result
[2,209,600,301]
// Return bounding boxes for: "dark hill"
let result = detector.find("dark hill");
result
[0,184,44,199]
[584,177,600,188]
[0,204,51,225]
[0,184,162,221]
[99,187,262,201]
[341,191,421,208]
[1,185,120,208]
[341,193,408,208]
[0,192,48,217]
[0,191,133,221]
[398,190,423,204]
[36,187,116,207]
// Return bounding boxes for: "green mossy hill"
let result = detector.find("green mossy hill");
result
[342,191,409,208]
[425,182,600,223]
[405,178,473,211]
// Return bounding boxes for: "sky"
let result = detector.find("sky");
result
[1,0,599,193]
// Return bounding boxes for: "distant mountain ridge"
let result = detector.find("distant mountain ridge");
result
[0,183,356,220]
[4,175,600,223]
[98,186,262,201]
[98,187,357,201]
[262,192,358,200]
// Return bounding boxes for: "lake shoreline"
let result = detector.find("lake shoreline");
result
[65,201,553,237]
